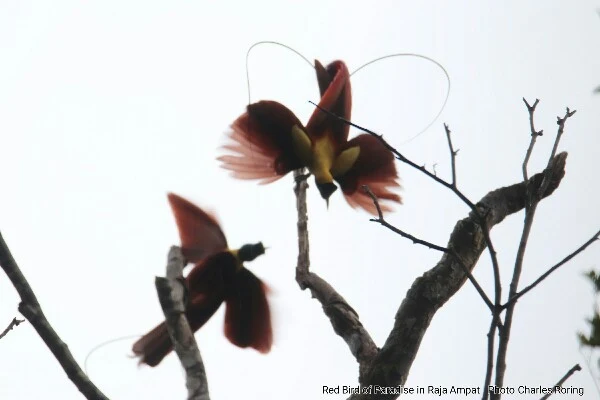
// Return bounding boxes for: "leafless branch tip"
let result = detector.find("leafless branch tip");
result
[0,317,25,341]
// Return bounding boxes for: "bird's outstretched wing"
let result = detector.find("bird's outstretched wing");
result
[168,193,228,263]
[334,134,401,215]
[223,267,272,353]
[132,253,236,367]
[218,100,305,183]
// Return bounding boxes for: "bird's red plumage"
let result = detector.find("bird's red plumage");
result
[335,134,402,214]
[218,59,401,214]
[132,194,272,367]
[167,193,227,263]
[224,267,272,353]
[306,60,351,143]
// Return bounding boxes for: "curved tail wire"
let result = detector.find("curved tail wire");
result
[350,53,451,145]
[245,42,451,146]
[84,334,142,377]
[245,41,315,105]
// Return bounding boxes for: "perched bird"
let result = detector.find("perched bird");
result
[218,59,401,214]
[132,193,272,367]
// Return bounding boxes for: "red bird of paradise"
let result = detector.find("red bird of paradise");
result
[132,193,272,367]
[218,59,401,214]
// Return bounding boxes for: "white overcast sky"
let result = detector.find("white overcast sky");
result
[1,1,600,399]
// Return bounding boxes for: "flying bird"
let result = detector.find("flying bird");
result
[132,193,272,367]
[218,59,401,214]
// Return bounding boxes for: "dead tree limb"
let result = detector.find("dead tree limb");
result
[293,169,378,372]
[0,231,110,400]
[348,152,568,399]
[155,246,210,400]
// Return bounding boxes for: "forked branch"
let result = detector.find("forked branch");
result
[350,152,567,400]
[493,105,577,398]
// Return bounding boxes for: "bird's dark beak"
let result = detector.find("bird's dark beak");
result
[316,182,338,202]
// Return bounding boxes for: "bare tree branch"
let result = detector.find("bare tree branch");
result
[0,316,24,341]
[155,246,209,400]
[349,152,567,400]
[539,364,581,400]
[442,122,501,400]
[293,169,378,369]
[482,319,498,400]
[493,107,576,397]
[0,231,110,400]
[444,123,459,186]
[363,185,447,252]
[362,185,495,313]
[522,98,543,181]
[309,100,585,400]
[503,229,600,309]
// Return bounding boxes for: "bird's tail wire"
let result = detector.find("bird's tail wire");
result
[245,41,315,107]
[349,53,451,146]
[243,42,316,208]
[83,334,143,378]
[244,41,451,148]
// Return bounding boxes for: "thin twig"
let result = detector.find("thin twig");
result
[522,98,543,181]
[493,106,576,398]
[362,185,495,313]
[0,231,109,400]
[444,123,459,186]
[493,207,536,398]
[363,185,447,252]
[155,246,209,400]
[0,317,24,340]
[444,118,500,400]
[451,121,503,397]
[539,364,581,400]
[481,319,498,400]
[504,229,600,309]
[538,108,576,198]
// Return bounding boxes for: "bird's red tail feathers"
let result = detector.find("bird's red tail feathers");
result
[132,323,173,367]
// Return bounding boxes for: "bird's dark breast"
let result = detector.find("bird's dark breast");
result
[185,252,239,293]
